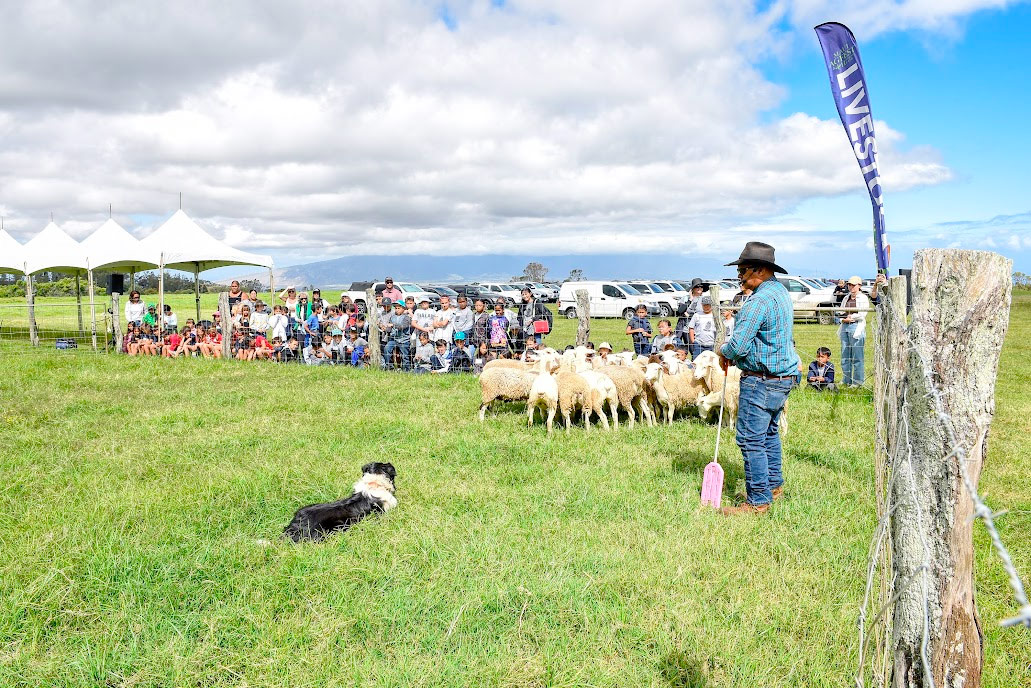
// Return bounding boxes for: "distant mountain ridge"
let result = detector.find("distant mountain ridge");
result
[221,253,742,288]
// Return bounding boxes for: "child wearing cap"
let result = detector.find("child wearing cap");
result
[688,297,716,358]
[328,328,345,363]
[143,304,158,327]
[430,338,452,373]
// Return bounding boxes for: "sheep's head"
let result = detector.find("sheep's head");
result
[693,351,717,380]
[644,361,663,383]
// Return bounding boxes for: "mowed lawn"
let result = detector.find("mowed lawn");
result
[0,294,1028,687]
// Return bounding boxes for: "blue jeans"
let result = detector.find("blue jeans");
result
[691,343,714,359]
[840,324,865,385]
[736,375,793,506]
[383,339,410,370]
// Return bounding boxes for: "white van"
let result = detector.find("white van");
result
[558,281,660,319]
[477,282,523,305]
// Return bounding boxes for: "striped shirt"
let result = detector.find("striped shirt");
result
[720,277,800,377]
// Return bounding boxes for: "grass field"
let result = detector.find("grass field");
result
[0,293,1027,687]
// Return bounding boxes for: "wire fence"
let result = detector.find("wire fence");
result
[857,274,1029,688]
[0,301,110,355]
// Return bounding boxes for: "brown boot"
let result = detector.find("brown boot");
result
[772,486,784,501]
[720,501,770,516]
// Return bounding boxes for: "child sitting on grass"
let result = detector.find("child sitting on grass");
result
[807,347,836,391]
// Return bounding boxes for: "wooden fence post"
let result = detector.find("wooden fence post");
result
[575,289,590,347]
[366,287,381,368]
[709,284,724,351]
[219,292,232,360]
[75,274,84,333]
[111,292,121,354]
[888,249,1012,688]
[26,273,39,346]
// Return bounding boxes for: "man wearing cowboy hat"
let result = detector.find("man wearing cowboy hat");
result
[718,242,800,515]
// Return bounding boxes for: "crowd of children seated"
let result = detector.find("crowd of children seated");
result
[120,282,853,387]
[119,282,555,373]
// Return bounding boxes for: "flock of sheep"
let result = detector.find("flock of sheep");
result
[477,347,745,433]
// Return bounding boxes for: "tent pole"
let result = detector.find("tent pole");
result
[158,253,165,337]
[130,270,135,291]
[268,268,274,311]
[194,264,200,323]
[76,274,84,333]
[26,270,39,347]
[88,268,97,351]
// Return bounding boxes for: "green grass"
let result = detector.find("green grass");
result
[0,294,1027,687]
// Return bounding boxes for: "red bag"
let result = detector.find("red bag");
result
[533,319,550,334]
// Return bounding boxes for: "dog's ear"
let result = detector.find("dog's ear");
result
[361,462,375,475]
[382,463,397,483]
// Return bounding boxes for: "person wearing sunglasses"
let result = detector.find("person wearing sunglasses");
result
[719,242,801,516]
[380,277,402,305]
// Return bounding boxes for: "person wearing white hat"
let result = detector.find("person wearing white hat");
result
[838,276,870,387]
[597,342,612,364]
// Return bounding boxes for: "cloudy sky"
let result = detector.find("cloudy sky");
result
[1,0,1028,275]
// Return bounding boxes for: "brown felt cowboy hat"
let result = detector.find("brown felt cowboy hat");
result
[725,241,787,274]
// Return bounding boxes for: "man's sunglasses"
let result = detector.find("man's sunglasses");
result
[736,266,752,277]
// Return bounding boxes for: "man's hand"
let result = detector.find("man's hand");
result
[718,353,730,373]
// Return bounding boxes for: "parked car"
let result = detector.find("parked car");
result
[425,285,460,300]
[558,281,660,320]
[524,282,558,302]
[621,281,681,317]
[448,284,497,307]
[775,275,839,324]
[477,282,524,304]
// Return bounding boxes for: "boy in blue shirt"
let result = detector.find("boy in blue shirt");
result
[807,347,836,391]
[625,304,652,355]
[304,304,322,348]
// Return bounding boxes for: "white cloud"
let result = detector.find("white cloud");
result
[0,0,1007,262]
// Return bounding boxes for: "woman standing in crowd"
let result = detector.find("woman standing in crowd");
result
[838,276,870,387]
[124,290,146,325]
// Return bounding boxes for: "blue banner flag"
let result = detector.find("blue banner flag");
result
[815,22,889,272]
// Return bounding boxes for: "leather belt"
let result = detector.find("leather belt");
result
[740,370,795,381]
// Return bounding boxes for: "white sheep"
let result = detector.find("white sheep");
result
[596,364,654,429]
[481,358,531,373]
[644,362,708,425]
[692,351,742,427]
[478,368,539,421]
[573,363,619,430]
[527,372,559,433]
[556,371,592,432]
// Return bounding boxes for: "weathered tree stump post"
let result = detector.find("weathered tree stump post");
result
[366,287,381,368]
[887,249,1012,688]
[26,273,39,347]
[218,292,232,360]
[111,292,121,354]
[709,284,724,350]
[574,289,590,347]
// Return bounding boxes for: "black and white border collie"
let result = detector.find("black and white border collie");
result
[283,462,397,542]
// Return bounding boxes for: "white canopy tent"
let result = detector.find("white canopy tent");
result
[81,218,159,273]
[0,228,25,275]
[21,222,91,346]
[138,210,274,322]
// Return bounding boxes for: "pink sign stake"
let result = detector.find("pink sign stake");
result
[700,460,724,509]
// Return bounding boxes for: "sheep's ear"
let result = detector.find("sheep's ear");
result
[661,362,669,374]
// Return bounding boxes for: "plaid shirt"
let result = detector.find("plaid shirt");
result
[720,277,800,377]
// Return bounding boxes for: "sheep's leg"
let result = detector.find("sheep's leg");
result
[563,410,572,433]
[596,402,610,430]
[527,402,535,428]
[609,398,619,430]
[546,406,555,434]
[625,400,636,430]
[479,401,490,422]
